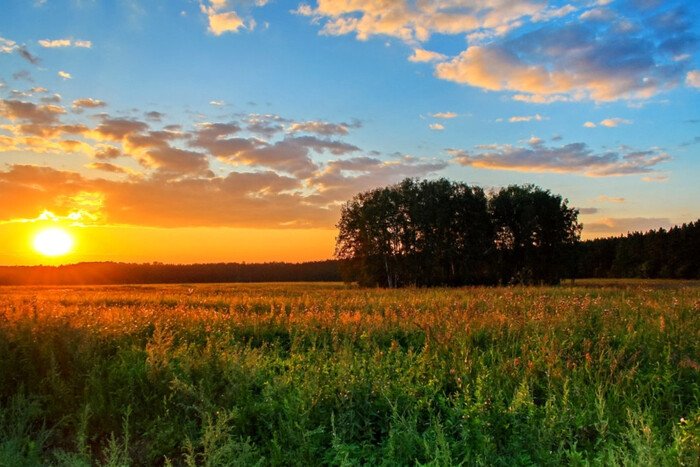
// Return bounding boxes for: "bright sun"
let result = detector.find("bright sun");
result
[33,227,75,257]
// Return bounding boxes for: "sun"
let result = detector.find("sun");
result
[33,227,75,257]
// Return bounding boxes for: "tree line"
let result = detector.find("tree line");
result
[335,178,581,287]
[576,220,700,279]
[0,260,341,285]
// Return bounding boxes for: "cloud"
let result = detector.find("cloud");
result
[434,11,695,103]
[584,217,672,235]
[0,164,335,228]
[191,121,364,176]
[577,207,599,215]
[297,0,543,43]
[72,98,107,110]
[409,48,447,63]
[209,100,225,107]
[450,141,670,177]
[429,123,444,131]
[93,145,122,160]
[12,70,34,82]
[139,146,211,176]
[94,117,149,140]
[309,155,448,205]
[38,39,92,48]
[0,37,17,54]
[687,70,700,88]
[0,99,65,125]
[597,195,625,203]
[85,162,136,175]
[300,2,695,103]
[287,119,360,136]
[508,114,545,123]
[431,112,458,119]
[38,39,69,48]
[584,118,633,128]
[0,37,40,65]
[246,120,283,138]
[17,46,41,65]
[145,111,164,122]
[58,71,72,80]
[40,93,62,104]
[641,174,669,182]
[200,1,247,35]
[600,118,632,127]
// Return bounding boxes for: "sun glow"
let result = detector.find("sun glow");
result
[33,227,75,257]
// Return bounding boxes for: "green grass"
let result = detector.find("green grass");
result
[0,282,698,465]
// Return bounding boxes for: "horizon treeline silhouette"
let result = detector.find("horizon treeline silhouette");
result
[1,224,698,285]
[577,219,700,279]
[0,261,341,285]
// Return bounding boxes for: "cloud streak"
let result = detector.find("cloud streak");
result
[450,140,670,177]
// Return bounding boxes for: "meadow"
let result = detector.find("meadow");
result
[0,281,698,465]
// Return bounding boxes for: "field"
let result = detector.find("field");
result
[0,282,698,465]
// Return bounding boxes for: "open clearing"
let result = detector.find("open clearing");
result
[1,281,698,465]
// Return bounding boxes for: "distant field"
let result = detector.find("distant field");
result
[0,282,698,465]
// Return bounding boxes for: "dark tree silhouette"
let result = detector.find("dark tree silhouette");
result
[489,185,581,285]
[336,179,494,287]
[336,179,582,287]
[577,220,700,279]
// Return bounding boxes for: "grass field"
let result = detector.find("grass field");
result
[0,281,698,465]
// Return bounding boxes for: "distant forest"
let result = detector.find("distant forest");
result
[0,221,698,285]
[0,260,342,285]
[577,220,700,279]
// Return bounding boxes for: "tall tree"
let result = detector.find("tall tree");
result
[335,178,493,287]
[488,185,581,285]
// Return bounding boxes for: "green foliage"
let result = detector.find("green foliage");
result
[0,282,698,465]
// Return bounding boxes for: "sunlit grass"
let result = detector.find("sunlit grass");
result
[0,282,698,465]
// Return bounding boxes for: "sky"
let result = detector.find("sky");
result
[1,0,699,265]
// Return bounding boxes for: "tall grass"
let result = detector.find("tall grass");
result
[0,282,698,465]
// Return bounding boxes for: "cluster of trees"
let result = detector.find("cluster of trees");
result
[0,260,341,285]
[577,220,700,279]
[335,179,581,287]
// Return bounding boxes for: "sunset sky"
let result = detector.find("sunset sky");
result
[1,0,699,265]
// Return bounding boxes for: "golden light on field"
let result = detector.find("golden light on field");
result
[32,227,75,257]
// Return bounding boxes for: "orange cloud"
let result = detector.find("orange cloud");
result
[0,97,444,228]
[409,48,447,63]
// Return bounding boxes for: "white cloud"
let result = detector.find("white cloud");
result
[38,39,92,48]
[431,112,458,119]
[0,36,18,54]
[429,123,444,131]
[508,114,545,123]
[58,71,72,80]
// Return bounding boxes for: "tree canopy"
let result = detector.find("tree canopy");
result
[335,179,581,287]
